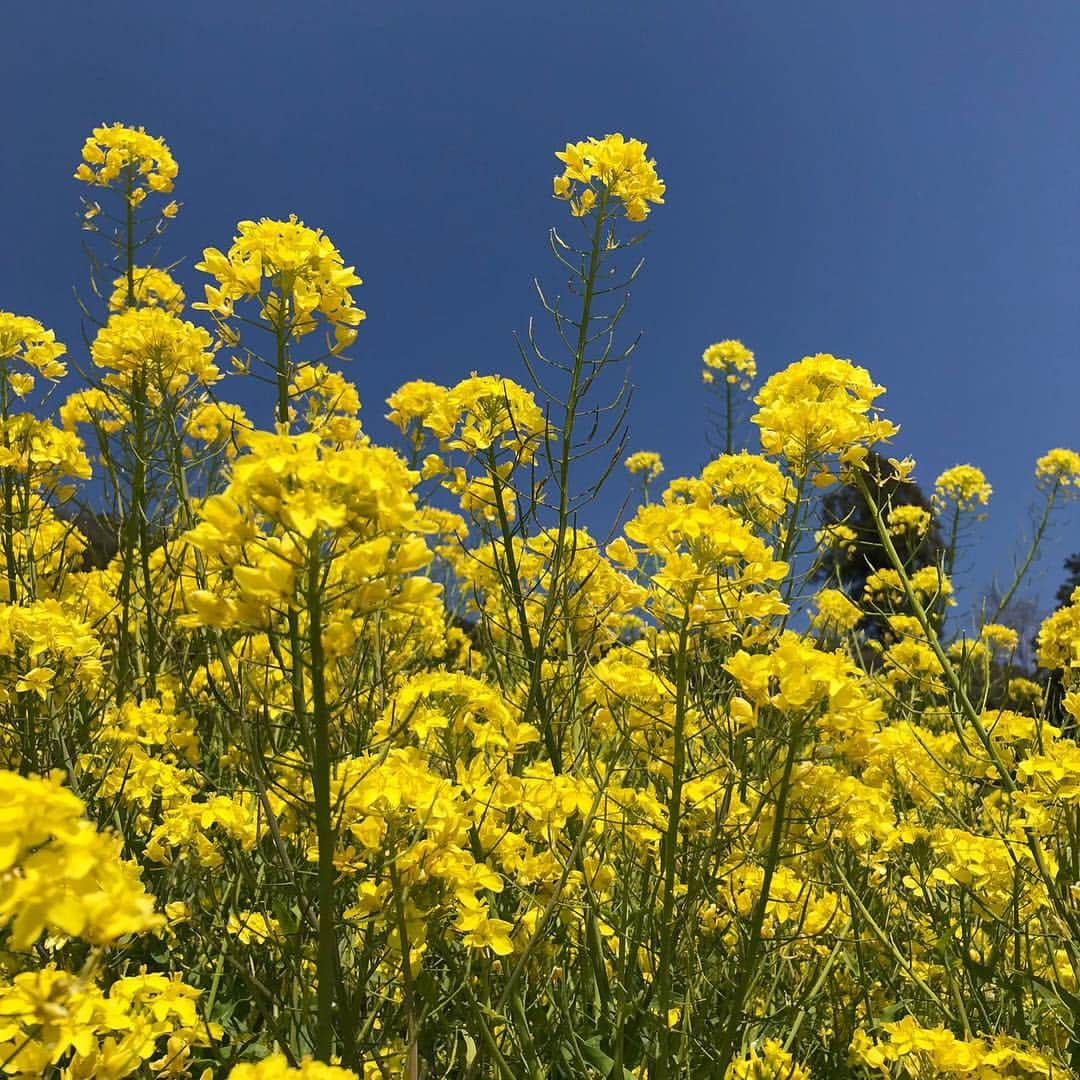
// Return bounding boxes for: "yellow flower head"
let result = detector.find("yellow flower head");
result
[886,504,931,538]
[702,339,756,387]
[554,133,665,221]
[811,588,863,634]
[0,769,162,948]
[74,123,178,207]
[1035,448,1080,492]
[91,307,219,393]
[752,353,898,470]
[933,464,992,512]
[109,266,186,314]
[196,215,365,353]
[0,312,68,381]
[725,1039,811,1080]
[624,451,664,482]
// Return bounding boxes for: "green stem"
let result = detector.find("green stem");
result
[655,614,691,1079]
[307,540,339,1061]
[519,192,610,766]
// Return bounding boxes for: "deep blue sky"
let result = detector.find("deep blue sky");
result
[5,1,1080,621]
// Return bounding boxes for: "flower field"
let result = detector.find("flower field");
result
[3,124,1080,1077]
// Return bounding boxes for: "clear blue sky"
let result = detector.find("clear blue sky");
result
[5,1,1079,620]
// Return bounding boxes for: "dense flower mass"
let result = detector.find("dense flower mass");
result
[1036,447,1080,490]
[752,352,899,471]
[703,339,756,386]
[91,305,219,392]
[109,265,186,313]
[0,771,160,948]
[0,312,68,382]
[195,215,365,352]
[553,132,666,220]
[933,463,992,510]
[74,122,178,205]
[625,450,664,481]
[3,119,1080,1079]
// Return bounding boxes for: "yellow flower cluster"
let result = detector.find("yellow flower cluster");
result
[182,430,434,632]
[624,485,788,627]
[74,123,178,207]
[886,503,931,537]
[816,520,858,555]
[699,452,796,530]
[1035,447,1080,491]
[752,353,898,472]
[0,598,102,705]
[702,339,756,387]
[388,375,545,460]
[726,1039,811,1080]
[0,770,160,948]
[625,450,664,481]
[0,311,68,387]
[196,215,365,352]
[1037,586,1080,673]
[933,463,992,510]
[553,133,666,220]
[864,565,954,610]
[811,587,863,633]
[108,265,186,313]
[850,1018,1058,1078]
[91,306,219,393]
[0,968,217,1078]
[0,414,92,492]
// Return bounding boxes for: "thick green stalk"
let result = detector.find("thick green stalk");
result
[115,171,143,699]
[306,541,339,1061]
[655,615,691,1079]
[274,297,309,727]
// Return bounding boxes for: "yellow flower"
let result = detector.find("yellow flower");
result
[886,504,931,537]
[554,133,665,221]
[752,353,898,471]
[195,215,365,352]
[725,1039,811,1080]
[91,306,219,392]
[459,915,515,956]
[0,770,162,948]
[624,451,664,482]
[1035,447,1080,491]
[75,123,178,206]
[14,665,54,699]
[702,339,756,387]
[0,311,67,380]
[933,463,991,511]
[811,588,862,634]
[108,266,186,314]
